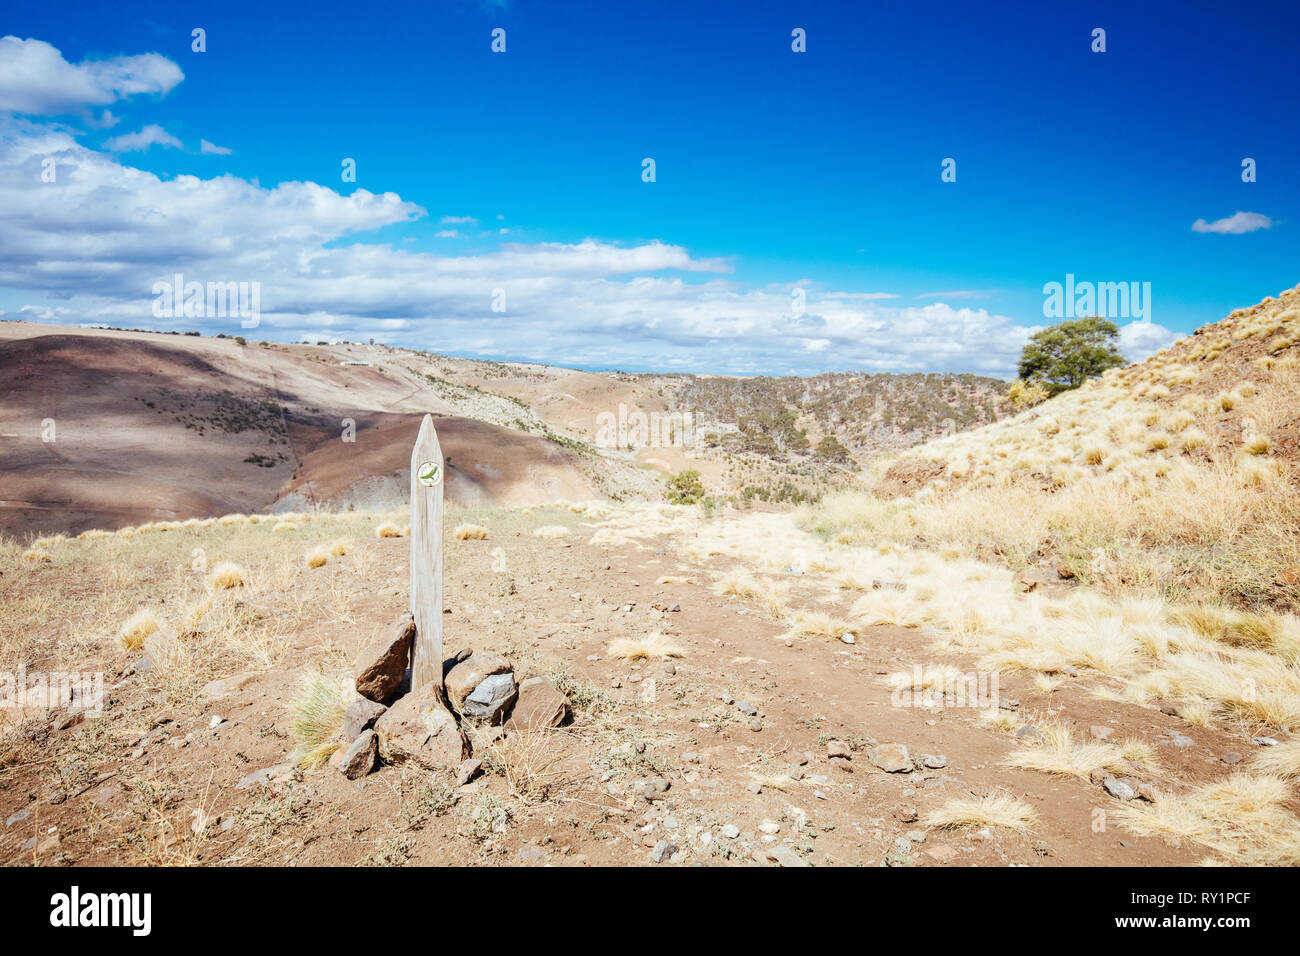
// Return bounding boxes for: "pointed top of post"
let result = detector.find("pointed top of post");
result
[410,413,442,472]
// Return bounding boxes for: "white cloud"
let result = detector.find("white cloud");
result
[0,36,183,115]
[1192,211,1273,235]
[1120,320,1179,362]
[0,117,1183,378]
[103,124,182,152]
[441,215,477,225]
[200,139,232,155]
[435,229,459,238]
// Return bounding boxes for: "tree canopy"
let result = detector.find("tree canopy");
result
[1018,317,1126,393]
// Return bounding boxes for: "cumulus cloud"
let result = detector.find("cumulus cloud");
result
[0,117,1181,377]
[1120,320,1179,362]
[0,36,183,115]
[1191,211,1273,235]
[200,139,232,155]
[103,124,182,152]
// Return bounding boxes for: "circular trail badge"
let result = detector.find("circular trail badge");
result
[417,461,442,487]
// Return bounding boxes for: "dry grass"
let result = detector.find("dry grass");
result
[532,525,570,539]
[1004,720,1143,779]
[454,523,488,541]
[374,521,404,539]
[483,726,571,802]
[607,632,686,660]
[205,562,247,591]
[784,609,854,641]
[923,792,1038,831]
[288,672,348,769]
[711,568,791,617]
[1113,772,1300,865]
[118,608,161,650]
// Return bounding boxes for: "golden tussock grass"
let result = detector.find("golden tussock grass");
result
[710,568,791,617]
[655,574,694,585]
[784,609,854,641]
[923,792,1038,831]
[374,521,404,539]
[306,547,329,569]
[118,608,161,650]
[607,632,686,660]
[288,672,349,769]
[533,525,570,539]
[205,562,247,591]
[1004,720,1138,779]
[454,523,488,541]
[1250,740,1300,779]
[329,540,349,557]
[1113,773,1300,865]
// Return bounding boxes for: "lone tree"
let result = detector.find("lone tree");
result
[1018,316,1126,394]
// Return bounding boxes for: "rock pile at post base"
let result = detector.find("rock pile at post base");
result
[334,612,572,781]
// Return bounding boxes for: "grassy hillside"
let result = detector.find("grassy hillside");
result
[806,286,1300,612]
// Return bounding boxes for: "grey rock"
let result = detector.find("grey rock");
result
[338,729,378,780]
[444,652,512,713]
[720,824,740,839]
[1221,752,1243,765]
[342,697,388,741]
[767,845,809,867]
[6,808,31,827]
[1253,736,1280,747]
[652,839,677,863]
[455,758,483,786]
[236,762,295,791]
[868,743,912,773]
[736,701,758,716]
[1104,777,1136,801]
[517,845,546,861]
[748,717,763,732]
[462,672,518,723]
[923,754,948,769]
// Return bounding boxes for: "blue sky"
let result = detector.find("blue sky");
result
[1,0,1297,376]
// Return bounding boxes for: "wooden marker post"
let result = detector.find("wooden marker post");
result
[409,414,444,691]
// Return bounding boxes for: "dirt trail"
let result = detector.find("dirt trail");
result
[1,505,1240,867]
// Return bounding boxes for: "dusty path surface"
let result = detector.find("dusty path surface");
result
[5,502,1261,867]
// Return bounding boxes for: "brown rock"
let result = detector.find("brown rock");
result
[505,678,572,732]
[444,652,512,713]
[1056,565,1075,580]
[354,612,415,704]
[342,697,388,741]
[455,758,483,786]
[827,739,851,760]
[1016,568,1059,593]
[869,743,912,773]
[374,682,467,770]
[338,729,378,779]
[829,756,853,773]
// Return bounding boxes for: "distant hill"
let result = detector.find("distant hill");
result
[0,321,1007,537]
